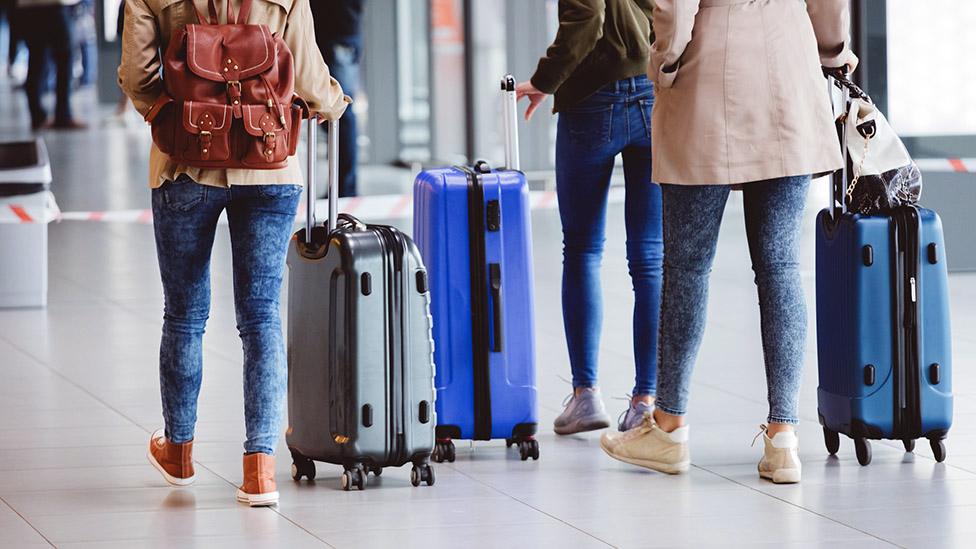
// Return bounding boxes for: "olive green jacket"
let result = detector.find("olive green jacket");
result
[530,0,653,112]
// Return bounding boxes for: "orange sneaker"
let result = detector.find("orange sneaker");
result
[237,453,279,507]
[147,429,195,486]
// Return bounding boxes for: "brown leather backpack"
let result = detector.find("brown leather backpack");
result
[144,0,306,169]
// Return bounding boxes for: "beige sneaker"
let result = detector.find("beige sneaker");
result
[600,413,690,474]
[755,425,802,484]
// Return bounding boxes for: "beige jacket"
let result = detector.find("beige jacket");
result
[119,0,349,188]
[648,0,857,185]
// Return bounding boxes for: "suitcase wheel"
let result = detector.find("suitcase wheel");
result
[855,438,872,466]
[930,438,947,463]
[433,440,456,463]
[410,463,435,487]
[516,438,540,461]
[823,428,840,456]
[903,439,916,453]
[289,450,316,482]
[368,465,383,477]
[341,465,367,491]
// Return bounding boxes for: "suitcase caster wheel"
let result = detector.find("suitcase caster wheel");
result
[517,439,539,461]
[855,438,872,466]
[930,439,947,463]
[291,460,315,481]
[410,464,435,487]
[340,470,352,491]
[903,439,916,453]
[370,466,383,477]
[823,427,840,456]
[433,440,455,463]
[341,466,366,491]
[505,438,514,448]
[289,451,315,481]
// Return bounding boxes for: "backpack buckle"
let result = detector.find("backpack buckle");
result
[263,132,276,157]
[198,130,213,156]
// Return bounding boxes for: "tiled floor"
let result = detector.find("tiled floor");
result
[1,86,976,548]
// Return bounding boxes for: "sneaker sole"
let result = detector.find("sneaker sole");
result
[599,438,689,474]
[146,448,195,487]
[553,418,611,436]
[237,489,279,507]
[760,469,801,484]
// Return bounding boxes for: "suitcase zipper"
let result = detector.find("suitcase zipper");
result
[892,206,922,439]
[372,224,406,464]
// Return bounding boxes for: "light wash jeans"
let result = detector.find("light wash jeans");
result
[152,175,301,454]
[655,176,810,424]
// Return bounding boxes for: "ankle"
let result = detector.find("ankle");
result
[574,386,597,397]
[766,423,795,437]
[653,408,684,433]
[632,394,654,406]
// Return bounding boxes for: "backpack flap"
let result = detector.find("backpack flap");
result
[185,24,276,84]
[182,101,234,162]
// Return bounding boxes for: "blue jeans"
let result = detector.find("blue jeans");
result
[656,176,811,424]
[321,36,360,197]
[555,76,663,396]
[152,176,302,455]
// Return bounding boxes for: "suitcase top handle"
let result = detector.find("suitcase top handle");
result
[305,118,339,242]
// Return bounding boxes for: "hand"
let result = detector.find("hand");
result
[515,81,549,121]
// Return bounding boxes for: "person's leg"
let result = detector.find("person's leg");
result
[152,177,226,447]
[21,11,47,128]
[621,87,662,401]
[225,184,302,456]
[51,6,78,126]
[654,183,730,431]
[550,91,622,434]
[741,176,811,431]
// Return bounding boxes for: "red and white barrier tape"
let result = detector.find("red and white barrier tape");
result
[35,188,625,225]
[915,158,976,173]
[0,192,61,224]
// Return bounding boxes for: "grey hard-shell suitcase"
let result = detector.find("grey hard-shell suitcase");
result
[286,119,436,491]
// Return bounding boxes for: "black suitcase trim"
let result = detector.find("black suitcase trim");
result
[459,165,494,441]
[891,206,922,440]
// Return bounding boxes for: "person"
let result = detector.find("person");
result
[119,0,348,506]
[516,0,662,435]
[310,0,363,197]
[16,0,86,129]
[600,0,856,484]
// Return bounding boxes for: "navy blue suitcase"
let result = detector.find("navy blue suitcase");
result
[815,76,953,465]
[413,76,539,462]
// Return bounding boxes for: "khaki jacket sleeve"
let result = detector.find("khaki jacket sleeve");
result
[285,0,349,120]
[530,0,606,94]
[118,0,164,117]
[806,0,858,69]
[648,0,700,88]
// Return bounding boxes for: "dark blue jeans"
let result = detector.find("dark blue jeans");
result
[20,5,74,126]
[152,176,302,455]
[555,76,663,396]
[656,176,811,424]
[321,36,360,197]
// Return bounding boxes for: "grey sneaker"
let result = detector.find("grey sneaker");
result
[618,398,655,431]
[553,388,611,435]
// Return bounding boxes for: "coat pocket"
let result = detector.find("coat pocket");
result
[240,104,290,167]
[179,101,233,163]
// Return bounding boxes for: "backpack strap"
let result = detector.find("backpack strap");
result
[188,0,219,25]
[235,0,252,24]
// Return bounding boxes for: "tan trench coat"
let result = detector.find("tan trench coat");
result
[119,0,349,188]
[648,0,857,185]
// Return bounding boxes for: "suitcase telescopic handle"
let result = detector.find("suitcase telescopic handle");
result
[501,75,521,171]
[825,68,853,221]
[304,117,340,243]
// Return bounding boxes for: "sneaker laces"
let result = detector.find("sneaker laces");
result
[613,394,633,427]
[751,424,769,448]
[615,412,656,443]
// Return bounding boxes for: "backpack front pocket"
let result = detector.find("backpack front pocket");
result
[179,101,233,163]
[241,104,290,167]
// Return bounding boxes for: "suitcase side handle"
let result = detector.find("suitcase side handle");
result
[304,117,340,243]
[501,75,521,172]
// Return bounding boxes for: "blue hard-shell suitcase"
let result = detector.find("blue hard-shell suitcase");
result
[815,74,952,465]
[413,76,539,462]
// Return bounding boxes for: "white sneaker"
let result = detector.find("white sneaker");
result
[553,388,612,435]
[755,425,802,484]
[600,413,690,474]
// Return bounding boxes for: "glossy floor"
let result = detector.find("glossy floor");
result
[2,89,976,549]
